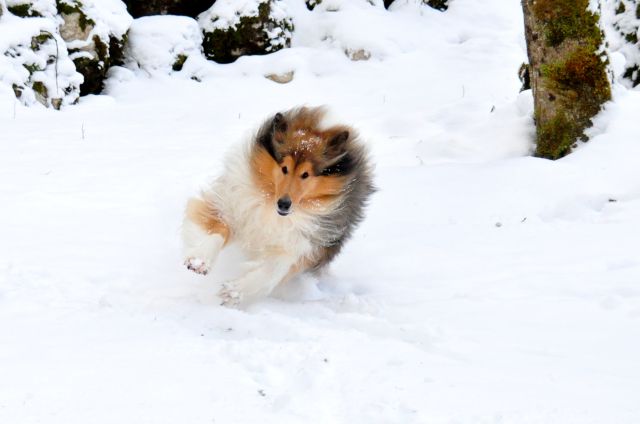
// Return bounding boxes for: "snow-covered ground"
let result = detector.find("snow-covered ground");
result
[2,1,640,423]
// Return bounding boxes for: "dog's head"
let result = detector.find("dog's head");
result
[252,108,355,217]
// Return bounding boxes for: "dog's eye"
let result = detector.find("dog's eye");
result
[282,166,288,175]
[301,172,309,179]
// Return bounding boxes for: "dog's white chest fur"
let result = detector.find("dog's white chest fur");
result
[207,145,317,261]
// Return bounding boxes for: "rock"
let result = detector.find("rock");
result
[605,0,640,87]
[5,0,57,18]
[345,48,371,61]
[122,0,212,19]
[126,15,203,74]
[424,0,448,11]
[1,19,83,108]
[198,0,293,64]
[305,0,321,10]
[57,0,132,95]
[265,70,294,83]
[384,0,449,11]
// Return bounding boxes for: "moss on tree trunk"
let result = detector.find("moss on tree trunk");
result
[522,0,611,159]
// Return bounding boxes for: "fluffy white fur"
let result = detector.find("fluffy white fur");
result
[182,221,224,274]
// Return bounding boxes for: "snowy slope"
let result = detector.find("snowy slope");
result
[1,1,640,423]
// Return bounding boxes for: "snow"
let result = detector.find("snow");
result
[0,13,82,107]
[61,0,132,61]
[198,0,286,31]
[126,16,202,74]
[78,0,132,39]
[6,0,58,19]
[602,0,640,86]
[1,0,640,423]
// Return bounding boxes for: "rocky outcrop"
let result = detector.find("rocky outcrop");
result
[6,0,57,18]
[521,0,611,159]
[384,0,449,11]
[1,0,132,107]
[57,0,132,95]
[0,15,83,108]
[122,0,212,19]
[198,0,292,64]
[607,0,640,87]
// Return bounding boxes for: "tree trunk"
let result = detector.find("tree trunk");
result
[521,0,611,159]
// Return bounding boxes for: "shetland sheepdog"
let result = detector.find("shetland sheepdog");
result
[182,106,375,306]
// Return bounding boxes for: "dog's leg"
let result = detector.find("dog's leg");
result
[218,256,299,306]
[182,197,229,275]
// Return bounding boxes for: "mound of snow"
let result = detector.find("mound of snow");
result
[126,16,203,75]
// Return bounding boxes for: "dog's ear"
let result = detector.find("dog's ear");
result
[320,130,352,176]
[257,112,288,161]
[273,112,288,134]
[325,130,349,158]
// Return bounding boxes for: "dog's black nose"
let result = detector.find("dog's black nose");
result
[277,196,292,215]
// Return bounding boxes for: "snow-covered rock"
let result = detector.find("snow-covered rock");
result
[198,0,293,64]
[385,0,449,10]
[603,0,640,87]
[57,0,132,95]
[122,0,212,19]
[126,15,203,74]
[0,13,82,108]
[5,0,57,18]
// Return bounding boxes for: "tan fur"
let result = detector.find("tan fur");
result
[185,198,230,245]
[251,112,352,216]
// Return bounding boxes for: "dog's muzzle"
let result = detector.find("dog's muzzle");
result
[277,196,292,216]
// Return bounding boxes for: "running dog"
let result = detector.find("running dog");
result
[182,106,375,306]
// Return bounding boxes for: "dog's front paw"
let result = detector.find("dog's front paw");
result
[184,257,210,275]
[218,282,242,307]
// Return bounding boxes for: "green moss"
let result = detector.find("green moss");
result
[532,0,602,47]
[637,3,640,19]
[536,47,610,159]
[8,3,42,17]
[203,1,292,64]
[56,0,95,31]
[541,47,610,96]
[536,112,576,159]
[32,81,47,98]
[172,54,188,72]
[615,1,625,15]
[31,32,54,50]
[23,62,42,74]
